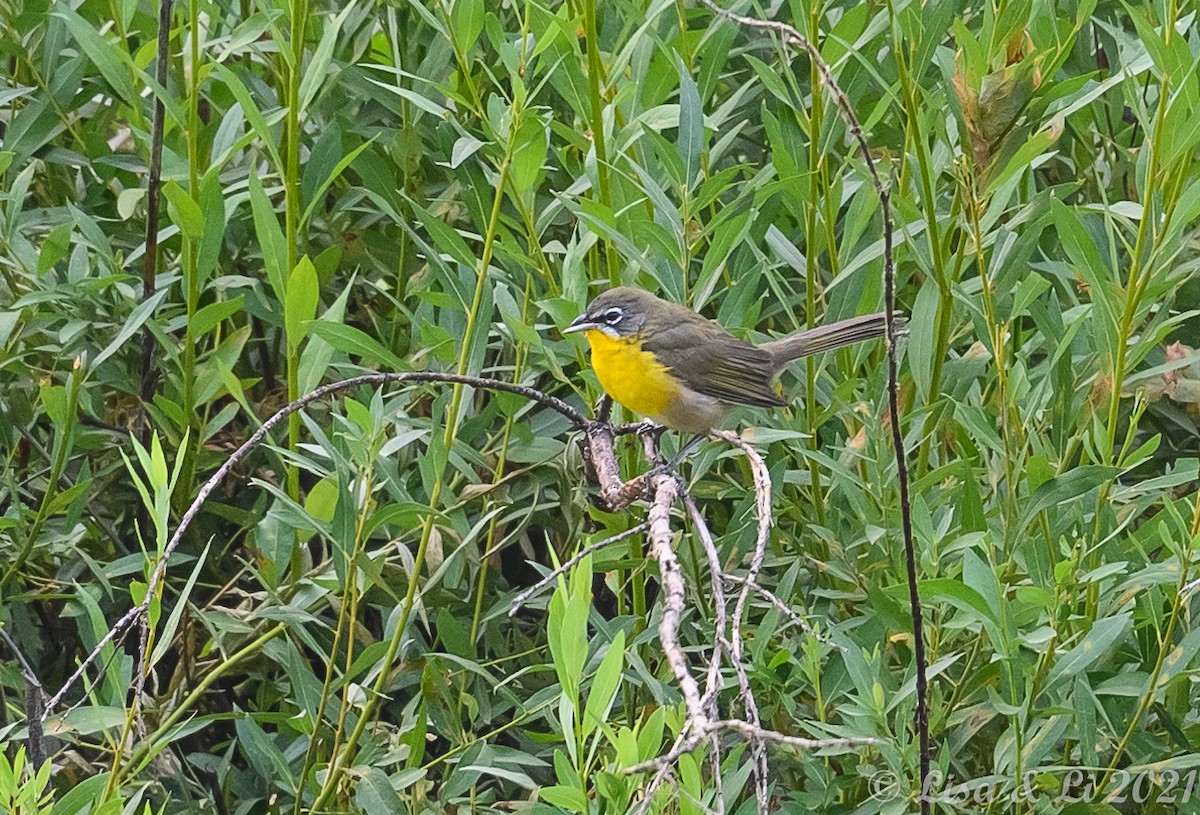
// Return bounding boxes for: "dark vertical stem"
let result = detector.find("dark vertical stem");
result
[879,188,928,812]
[138,0,172,443]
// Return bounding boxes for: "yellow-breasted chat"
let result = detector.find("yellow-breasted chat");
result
[565,286,894,434]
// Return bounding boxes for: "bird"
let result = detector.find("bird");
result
[564,286,895,436]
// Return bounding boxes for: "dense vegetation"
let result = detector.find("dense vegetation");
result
[2,0,1199,812]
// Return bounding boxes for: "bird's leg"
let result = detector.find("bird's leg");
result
[646,433,706,478]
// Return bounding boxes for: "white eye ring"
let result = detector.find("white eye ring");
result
[603,307,624,325]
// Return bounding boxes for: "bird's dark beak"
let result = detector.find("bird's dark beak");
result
[563,313,597,334]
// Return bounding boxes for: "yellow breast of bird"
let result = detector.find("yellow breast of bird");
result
[584,329,681,419]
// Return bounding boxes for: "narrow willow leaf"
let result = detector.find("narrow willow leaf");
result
[582,629,625,738]
[249,169,288,304]
[284,257,320,348]
[676,61,703,189]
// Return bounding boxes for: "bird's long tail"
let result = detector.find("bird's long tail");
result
[759,311,904,370]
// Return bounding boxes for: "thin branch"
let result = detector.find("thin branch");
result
[508,522,651,614]
[715,624,768,812]
[645,468,705,723]
[44,371,588,719]
[720,574,845,652]
[625,720,880,775]
[633,738,687,815]
[708,430,772,651]
[705,719,881,750]
[0,627,41,685]
[0,627,45,765]
[708,733,726,815]
[684,495,729,717]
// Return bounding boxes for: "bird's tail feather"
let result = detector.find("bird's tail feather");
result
[760,311,905,369]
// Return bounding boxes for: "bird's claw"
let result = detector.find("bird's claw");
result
[635,419,664,438]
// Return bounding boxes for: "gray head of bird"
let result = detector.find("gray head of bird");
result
[563,286,659,338]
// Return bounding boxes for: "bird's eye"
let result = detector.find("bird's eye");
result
[603,307,624,326]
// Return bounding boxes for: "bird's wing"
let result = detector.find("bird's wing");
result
[641,321,786,408]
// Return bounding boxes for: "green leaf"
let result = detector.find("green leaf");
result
[234,710,295,785]
[117,188,145,220]
[299,2,358,112]
[191,296,245,339]
[162,180,204,239]
[548,556,592,701]
[284,257,320,346]
[435,608,474,658]
[908,276,940,401]
[539,785,589,813]
[355,767,408,815]
[299,138,374,229]
[56,9,138,108]
[1018,466,1120,537]
[40,384,68,429]
[196,171,228,286]
[1044,614,1132,690]
[48,774,112,815]
[637,707,666,760]
[676,61,703,189]
[362,72,450,118]
[45,479,91,517]
[365,499,445,538]
[985,122,1059,195]
[92,288,168,369]
[451,0,485,54]
[303,476,339,523]
[510,114,548,193]
[1010,272,1051,319]
[918,578,1002,648]
[306,320,409,371]
[297,273,352,394]
[249,169,288,304]
[408,197,476,269]
[1155,625,1200,689]
[150,543,211,667]
[582,629,625,738]
[212,64,286,172]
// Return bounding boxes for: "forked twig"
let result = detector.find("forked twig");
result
[644,462,706,722]
[629,430,878,814]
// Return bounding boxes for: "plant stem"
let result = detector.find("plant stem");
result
[581,0,619,287]
[284,0,309,520]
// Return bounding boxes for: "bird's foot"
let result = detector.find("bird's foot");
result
[635,419,665,438]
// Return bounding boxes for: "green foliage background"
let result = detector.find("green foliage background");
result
[1,0,1199,812]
